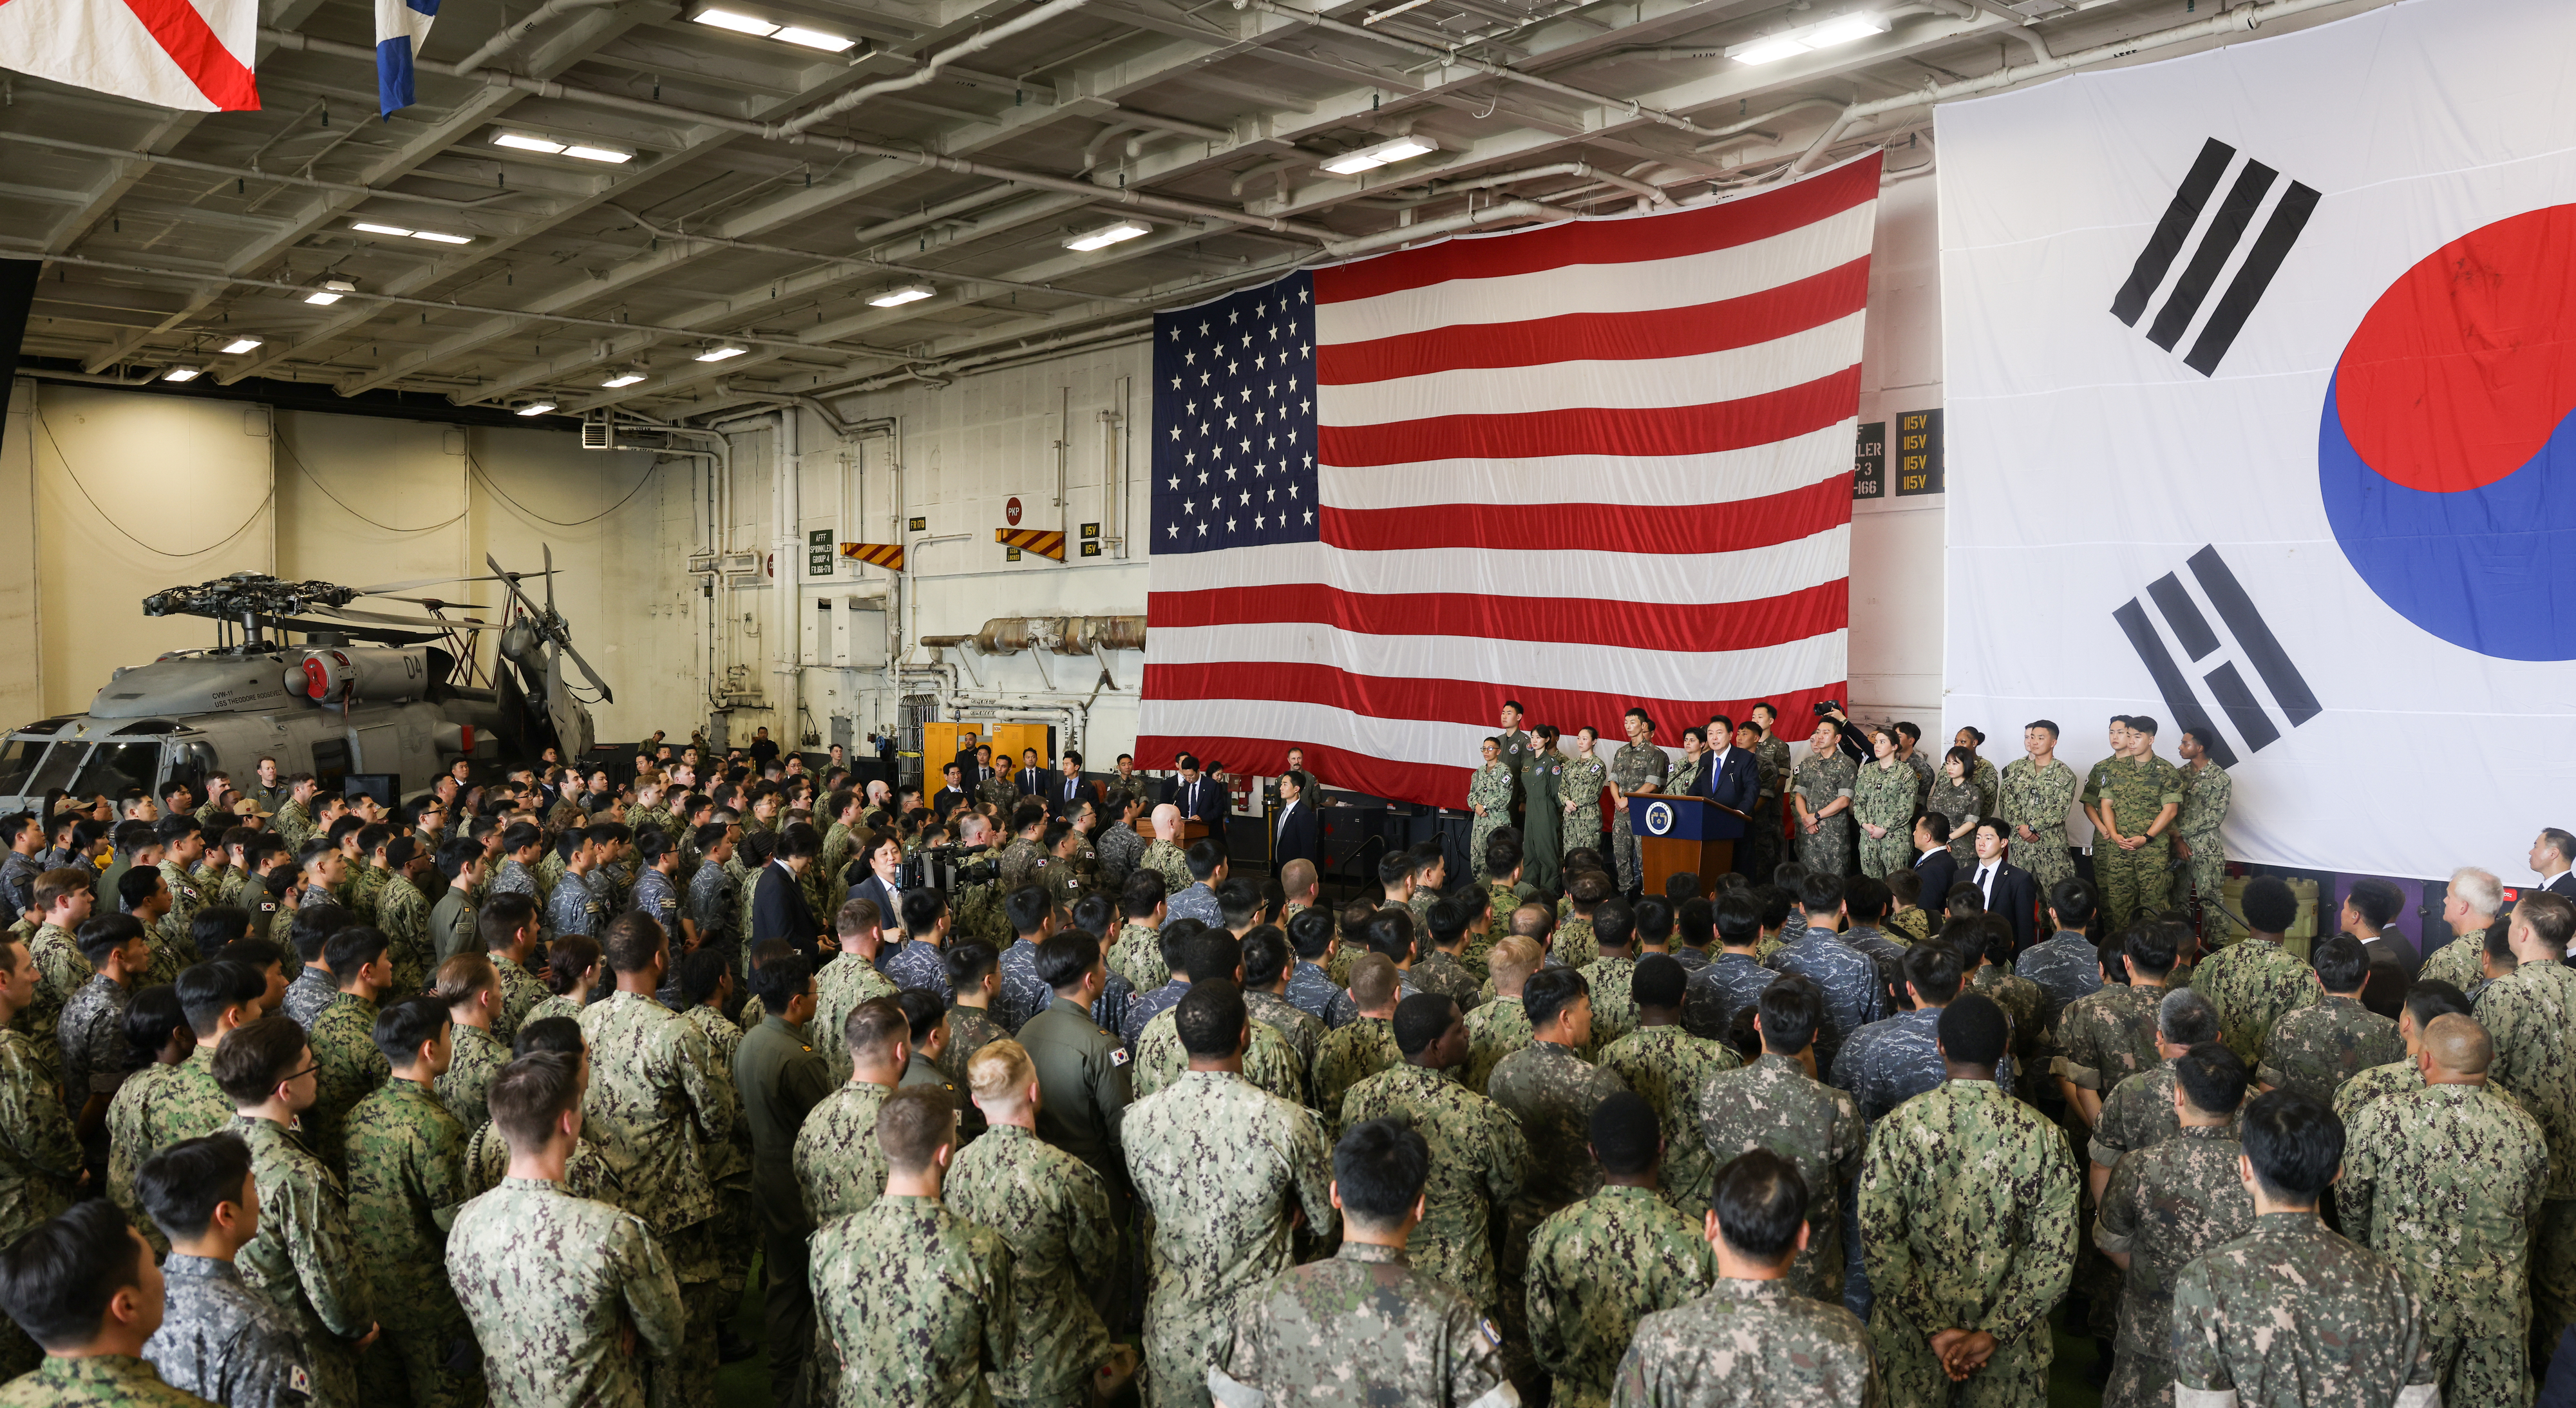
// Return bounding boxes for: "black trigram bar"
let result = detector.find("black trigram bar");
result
[2113,597,2240,768]
[2187,546,2322,725]
[2112,137,2318,376]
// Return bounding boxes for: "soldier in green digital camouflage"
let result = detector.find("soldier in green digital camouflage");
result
[2257,935,2403,1105]
[1857,994,2077,1406]
[1610,1150,1880,1408]
[342,996,481,1408]
[1211,1116,1513,1408]
[1463,936,1542,1098]
[1853,728,1919,881]
[1131,933,1308,1109]
[1122,982,1335,1408]
[1139,808,1194,900]
[2338,1013,2550,1407]
[448,1050,688,1408]
[1606,710,1671,897]
[0,1199,221,1408]
[812,1086,1015,1408]
[2090,987,2227,1200]
[947,1038,1131,1408]
[2193,876,2317,1065]
[1468,739,1515,888]
[1694,976,1864,1306]
[2172,1089,2440,1408]
[302,928,391,1175]
[1788,721,1859,879]
[1488,967,1631,1386]
[576,912,737,1408]
[1340,995,1526,1323]
[2172,727,2233,925]
[371,840,435,1000]
[2477,892,2576,1364]
[1596,955,1738,1218]
[0,931,82,1379]
[2094,1043,2256,1408]
[2050,926,2176,1132]
[1309,956,1405,1125]
[211,1017,376,1408]
[795,995,907,1227]
[2081,716,2181,933]
[1998,721,2081,902]
[1526,1092,1715,1408]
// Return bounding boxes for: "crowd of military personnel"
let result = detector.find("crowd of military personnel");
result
[0,719,2571,1408]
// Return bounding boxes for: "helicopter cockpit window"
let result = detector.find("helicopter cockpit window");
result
[26,743,86,797]
[0,740,52,797]
[71,742,161,800]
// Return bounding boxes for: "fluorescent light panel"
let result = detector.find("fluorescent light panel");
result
[564,144,632,164]
[692,7,777,34]
[162,366,202,382]
[1726,11,1888,62]
[351,221,470,243]
[1064,220,1149,251]
[491,132,567,153]
[351,222,412,236]
[1320,134,1439,175]
[601,371,647,388]
[518,402,557,416]
[867,284,934,307]
[220,338,262,354]
[773,25,855,50]
[412,230,473,244]
[694,344,749,362]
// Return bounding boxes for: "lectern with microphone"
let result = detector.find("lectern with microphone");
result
[1624,794,1745,898]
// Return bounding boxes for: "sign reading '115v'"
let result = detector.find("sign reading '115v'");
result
[1853,408,1944,499]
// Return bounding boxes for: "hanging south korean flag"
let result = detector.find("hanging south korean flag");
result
[1938,0,2576,882]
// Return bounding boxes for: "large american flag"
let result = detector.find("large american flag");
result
[1136,155,1880,807]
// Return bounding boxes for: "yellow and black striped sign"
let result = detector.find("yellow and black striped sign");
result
[839,542,905,571]
[994,528,1065,561]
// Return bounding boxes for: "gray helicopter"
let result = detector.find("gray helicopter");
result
[0,547,615,814]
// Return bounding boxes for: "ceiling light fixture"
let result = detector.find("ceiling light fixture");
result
[1063,220,1150,251]
[1320,133,1439,175]
[867,283,934,307]
[412,230,473,244]
[351,221,413,236]
[694,343,750,362]
[351,221,471,243]
[1725,11,1889,63]
[518,401,558,417]
[773,24,857,50]
[162,366,202,382]
[491,131,567,154]
[601,368,648,388]
[304,279,356,305]
[220,337,263,354]
[564,144,633,164]
[690,6,778,34]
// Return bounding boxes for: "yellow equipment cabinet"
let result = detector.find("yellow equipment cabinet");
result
[992,723,1056,770]
[920,722,988,774]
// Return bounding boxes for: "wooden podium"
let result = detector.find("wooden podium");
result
[1625,794,1743,898]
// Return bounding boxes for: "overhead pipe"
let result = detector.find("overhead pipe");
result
[260,28,1342,241]
[451,0,623,75]
[1321,198,1565,257]
[610,205,1147,303]
[1394,161,1670,206]
[1786,0,2363,176]
[0,131,520,210]
[776,0,1099,137]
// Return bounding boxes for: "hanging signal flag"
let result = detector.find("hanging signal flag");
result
[995,529,1065,561]
[839,542,906,571]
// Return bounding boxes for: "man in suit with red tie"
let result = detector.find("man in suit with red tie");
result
[1963,815,2043,960]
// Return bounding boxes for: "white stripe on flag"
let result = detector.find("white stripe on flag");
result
[1316,204,1877,341]
[1322,313,1866,426]
[1149,623,1850,700]
[1316,423,1855,511]
[1144,528,1850,601]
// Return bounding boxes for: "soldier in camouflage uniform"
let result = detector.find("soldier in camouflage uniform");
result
[1467,740,1515,886]
[215,1019,375,1408]
[447,1049,689,1408]
[2257,935,2403,1104]
[1212,1117,1513,1408]
[2172,727,2232,924]
[2094,1045,2257,1408]
[2089,988,2227,1182]
[373,846,434,1000]
[1122,984,1336,1408]
[2083,719,2181,933]
[1463,937,1539,1097]
[1696,978,1866,1305]
[2338,1013,2550,1407]
[577,918,737,1408]
[1852,733,1919,880]
[2480,893,2576,1363]
[1526,1092,1716,1408]
[2172,1089,2440,1408]
[1596,956,1738,1217]
[1133,1004,1307,1108]
[137,1134,316,1408]
[794,996,905,1225]
[343,997,481,1408]
[945,1040,1121,1407]
[1998,723,2081,902]
[685,827,741,982]
[1743,708,1794,890]
[1309,957,1405,1122]
[1606,712,1670,896]
[2194,876,2318,1065]
[1856,996,2077,1407]
[811,1087,1016,1408]
[1139,812,1193,900]
[1340,996,1527,1322]
[1788,721,1858,879]
[1560,735,1609,878]
[0,932,81,1380]
[1611,1150,1880,1408]
[2051,930,2175,1130]
[1487,969,1630,1370]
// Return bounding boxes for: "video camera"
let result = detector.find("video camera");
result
[905,842,999,893]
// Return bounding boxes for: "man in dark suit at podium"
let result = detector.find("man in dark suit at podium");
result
[1272,770,1320,870]
[1963,816,2043,960]
[1171,754,1227,844]
[1694,715,1761,873]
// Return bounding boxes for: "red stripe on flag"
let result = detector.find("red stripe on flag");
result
[121,0,260,110]
[1320,365,1861,467]
[1141,667,1847,746]
[1146,578,1848,653]
[1313,157,1880,303]
[1318,258,1871,385]
[1321,475,1852,555]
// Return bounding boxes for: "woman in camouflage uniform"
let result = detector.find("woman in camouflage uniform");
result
[1667,728,1708,797]
[1854,727,1921,879]
[1927,747,1984,867]
[1560,728,1608,870]
[1466,737,1514,880]
[1953,726,2000,816]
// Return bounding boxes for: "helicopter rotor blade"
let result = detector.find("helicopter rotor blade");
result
[349,570,554,597]
[543,544,556,620]
[555,637,616,705]
[314,604,497,632]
